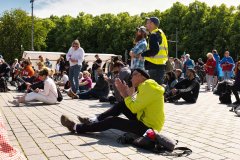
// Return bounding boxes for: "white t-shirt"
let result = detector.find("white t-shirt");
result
[61,75,69,84]
[66,47,85,66]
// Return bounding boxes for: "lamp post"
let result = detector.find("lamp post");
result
[30,0,34,51]
[168,28,178,58]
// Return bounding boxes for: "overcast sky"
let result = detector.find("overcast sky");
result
[0,0,239,18]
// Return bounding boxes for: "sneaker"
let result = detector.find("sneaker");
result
[232,101,240,105]
[236,110,240,116]
[77,116,92,124]
[67,90,74,98]
[72,92,79,99]
[8,100,19,107]
[60,115,75,133]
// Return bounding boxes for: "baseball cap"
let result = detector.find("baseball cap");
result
[146,17,160,27]
[136,26,147,34]
[133,68,150,79]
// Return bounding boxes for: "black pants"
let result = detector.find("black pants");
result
[168,92,197,103]
[230,85,240,102]
[76,101,149,136]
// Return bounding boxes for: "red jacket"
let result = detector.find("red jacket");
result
[205,58,216,75]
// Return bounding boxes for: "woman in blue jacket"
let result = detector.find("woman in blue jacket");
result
[220,51,235,80]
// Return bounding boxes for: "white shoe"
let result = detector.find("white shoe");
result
[236,110,240,116]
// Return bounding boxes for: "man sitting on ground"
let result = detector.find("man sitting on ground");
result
[60,68,165,136]
[106,61,131,102]
[165,68,200,103]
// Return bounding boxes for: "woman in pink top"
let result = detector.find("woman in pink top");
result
[79,71,92,92]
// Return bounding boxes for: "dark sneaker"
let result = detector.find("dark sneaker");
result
[232,101,240,105]
[77,116,92,124]
[60,115,75,133]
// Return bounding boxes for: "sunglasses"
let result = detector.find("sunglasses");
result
[73,45,79,48]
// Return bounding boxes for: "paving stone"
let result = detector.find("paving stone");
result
[27,154,47,160]
[84,151,106,160]
[63,150,84,159]
[43,148,64,157]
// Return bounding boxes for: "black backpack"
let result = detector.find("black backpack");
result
[0,77,8,92]
[57,88,63,102]
[117,132,192,157]
[218,81,232,104]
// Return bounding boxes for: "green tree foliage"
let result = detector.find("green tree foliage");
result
[0,1,240,62]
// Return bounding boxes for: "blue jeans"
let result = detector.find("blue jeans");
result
[148,68,165,85]
[69,65,81,93]
[223,71,231,80]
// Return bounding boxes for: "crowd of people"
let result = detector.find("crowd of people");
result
[0,17,239,150]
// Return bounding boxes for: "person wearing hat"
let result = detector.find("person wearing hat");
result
[165,68,200,103]
[141,17,168,85]
[60,68,165,136]
[129,26,147,70]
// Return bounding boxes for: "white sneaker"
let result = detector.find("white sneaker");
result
[236,110,240,116]
[8,100,19,107]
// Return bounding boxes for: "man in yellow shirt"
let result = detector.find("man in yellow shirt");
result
[61,68,165,136]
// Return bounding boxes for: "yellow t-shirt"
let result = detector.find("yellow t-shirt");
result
[124,79,165,131]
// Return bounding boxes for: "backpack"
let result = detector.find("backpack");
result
[117,132,192,157]
[218,81,232,104]
[0,77,8,92]
[57,88,63,102]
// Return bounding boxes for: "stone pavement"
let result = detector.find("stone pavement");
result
[1,86,240,160]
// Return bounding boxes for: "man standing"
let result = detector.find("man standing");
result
[60,69,165,136]
[183,54,195,76]
[92,54,102,82]
[129,26,147,70]
[66,40,85,94]
[142,17,168,85]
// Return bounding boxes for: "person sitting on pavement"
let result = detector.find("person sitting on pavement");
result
[9,68,58,106]
[0,58,11,80]
[165,68,200,103]
[163,71,178,95]
[68,67,109,99]
[60,68,165,137]
[175,69,184,82]
[106,61,132,102]
[55,71,69,87]
[229,61,240,111]
[21,60,35,78]
[78,71,92,92]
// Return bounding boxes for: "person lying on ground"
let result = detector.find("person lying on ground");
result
[60,68,165,137]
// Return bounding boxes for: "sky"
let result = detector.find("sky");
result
[0,0,240,18]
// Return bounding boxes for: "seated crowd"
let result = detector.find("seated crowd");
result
[1,18,239,151]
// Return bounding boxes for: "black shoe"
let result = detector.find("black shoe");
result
[77,116,92,124]
[232,101,240,105]
[60,115,75,133]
